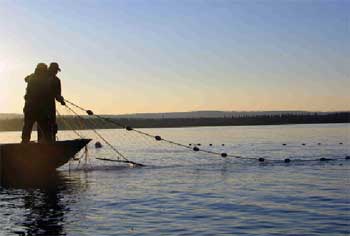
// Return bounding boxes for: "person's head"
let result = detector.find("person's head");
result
[48,62,61,75]
[34,63,48,78]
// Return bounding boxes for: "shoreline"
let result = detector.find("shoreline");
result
[1,112,349,132]
[0,121,348,133]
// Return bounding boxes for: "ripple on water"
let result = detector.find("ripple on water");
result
[1,124,349,235]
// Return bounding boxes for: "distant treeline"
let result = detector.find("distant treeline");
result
[0,112,349,132]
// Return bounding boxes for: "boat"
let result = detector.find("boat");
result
[0,139,91,184]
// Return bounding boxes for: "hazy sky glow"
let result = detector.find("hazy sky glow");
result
[0,0,349,114]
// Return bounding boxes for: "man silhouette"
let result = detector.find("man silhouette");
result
[21,63,50,143]
[21,62,65,143]
[45,62,65,142]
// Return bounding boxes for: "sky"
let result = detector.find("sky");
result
[0,0,349,114]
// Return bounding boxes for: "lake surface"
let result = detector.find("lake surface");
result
[1,123,349,235]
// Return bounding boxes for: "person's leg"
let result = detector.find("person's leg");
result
[21,114,35,143]
[52,122,58,142]
[52,112,58,142]
[46,119,56,143]
[37,119,50,143]
[37,124,43,143]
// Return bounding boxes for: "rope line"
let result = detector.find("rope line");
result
[64,100,259,161]
[57,109,84,139]
[64,104,144,167]
[63,99,350,164]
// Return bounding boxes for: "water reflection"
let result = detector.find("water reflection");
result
[0,171,86,236]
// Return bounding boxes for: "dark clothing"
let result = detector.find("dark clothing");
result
[21,112,51,143]
[22,73,59,143]
[45,75,63,142]
[47,75,63,119]
[23,73,51,116]
[22,69,64,143]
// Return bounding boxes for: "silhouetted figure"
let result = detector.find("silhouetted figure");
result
[21,63,51,143]
[21,63,65,144]
[43,62,65,142]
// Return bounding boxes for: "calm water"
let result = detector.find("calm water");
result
[0,124,349,235]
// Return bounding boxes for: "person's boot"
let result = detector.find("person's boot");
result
[21,137,30,144]
[21,130,31,144]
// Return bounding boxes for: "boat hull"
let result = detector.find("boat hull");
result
[0,139,91,184]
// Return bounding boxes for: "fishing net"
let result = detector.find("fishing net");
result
[55,100,350,169]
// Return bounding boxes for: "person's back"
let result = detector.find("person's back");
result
[24,71,49,115]
[22,63,50,143]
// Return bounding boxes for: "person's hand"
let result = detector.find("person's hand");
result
[58,96,66,105]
